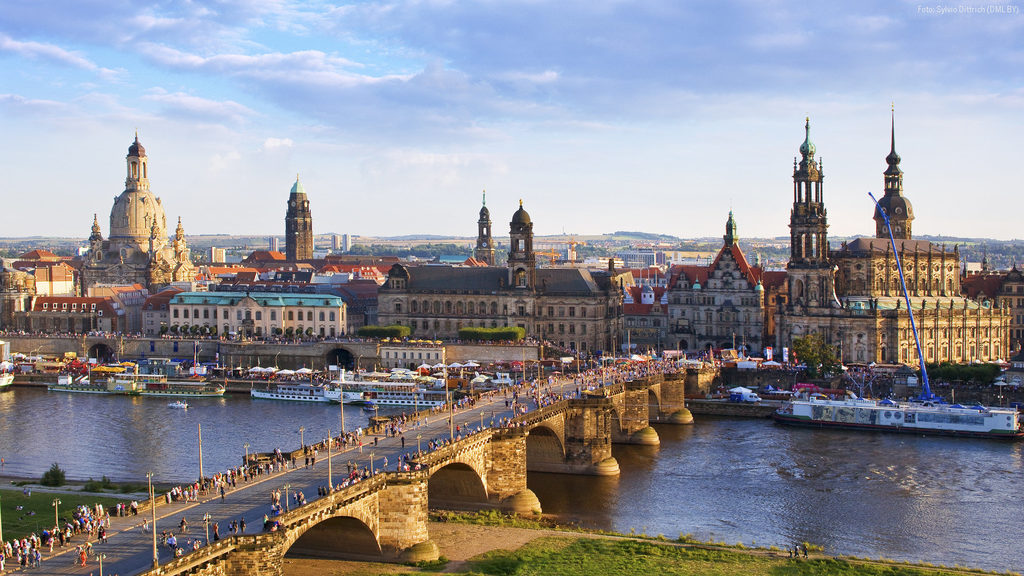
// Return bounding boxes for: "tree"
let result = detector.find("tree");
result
[305,327,314,337]
[357,325,412,339]
[791,333,840,379]
[274,327,283,336]
[285,327,294,338]
[159,325,169,335]
[170,325,179,335]
[41,463,66,487]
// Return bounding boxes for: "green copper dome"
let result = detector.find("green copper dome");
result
[799,117,815,158]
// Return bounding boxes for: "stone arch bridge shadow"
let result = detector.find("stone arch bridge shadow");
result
[284,515,382,561]
[427,462,491,511]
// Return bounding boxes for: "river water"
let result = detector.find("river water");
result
[1,388,1021,572]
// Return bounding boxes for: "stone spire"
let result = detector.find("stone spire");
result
[874,107,914,240]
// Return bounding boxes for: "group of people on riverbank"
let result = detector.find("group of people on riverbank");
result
[1,501,117,573]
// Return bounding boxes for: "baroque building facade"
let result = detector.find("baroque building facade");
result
[81,135,194,292]
[775,117,1011,365]
[285,176,314,261]
[379,201,626,353]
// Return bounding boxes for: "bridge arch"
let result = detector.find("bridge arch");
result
[284,515,382,560]
[525,425,565,469]
[88,343,115,363]
[325,347,355,370]
[428,462,489,510]
[647,387,662,416]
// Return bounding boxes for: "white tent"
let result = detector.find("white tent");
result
[247,366,268,373]
[463,361,480,368]
[432,362,446,369]
[417,363,433,370]
[295,367,313,374]
[277,369,296,376]
[448,362,463,369]
[728,386,753,394]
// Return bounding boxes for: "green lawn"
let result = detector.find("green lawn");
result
[459,537,1006,576]
[0,488,132,539]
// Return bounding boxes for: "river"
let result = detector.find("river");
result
[1,388,1021,572]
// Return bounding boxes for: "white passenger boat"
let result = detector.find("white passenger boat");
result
[774,394,1023,439]
[250,382,335,403]
[329,369,448,407]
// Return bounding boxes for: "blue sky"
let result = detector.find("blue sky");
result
[2,0,1022,240]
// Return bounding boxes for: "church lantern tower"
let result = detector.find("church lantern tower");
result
[475,191,495,265]
[508,200,536,289]
[285,175,314,261]
[786,118,835,308]
[873,111,914,240]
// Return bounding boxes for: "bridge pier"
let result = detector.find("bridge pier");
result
[487,428,542,514]
[657,372,693,424]
[562,397,620,475]
[378,474,440,562]
[609,378,661,446]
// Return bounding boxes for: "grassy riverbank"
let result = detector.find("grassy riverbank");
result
[285,512,1016,576]
[0,487,131,539]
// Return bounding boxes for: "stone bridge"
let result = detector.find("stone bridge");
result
[119,373,691,576]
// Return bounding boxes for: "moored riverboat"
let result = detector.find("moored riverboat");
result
[250,382,336,403]
[774,395,1023,439]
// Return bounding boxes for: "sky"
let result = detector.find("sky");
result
[1,0,1022,241]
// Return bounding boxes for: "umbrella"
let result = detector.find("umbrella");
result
[464,361,480,368]
[295,367,313,374]
[432,362,446,369]
[247,366,266,373]
[277,369,296,376]
[448,362,463,369]
[417,363,433,370]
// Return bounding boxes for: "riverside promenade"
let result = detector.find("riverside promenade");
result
[5,362,687,576]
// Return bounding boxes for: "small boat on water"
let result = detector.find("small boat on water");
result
[168,400,188,409]
[0,360,15,392]
[362,401,378,412]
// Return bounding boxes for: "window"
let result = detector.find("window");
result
[236,311,243,320]
[193,309,199,318]
[173,309,179,318]
[329,311,335,321]
[255,311,262,321]
[569,307,575,317]
[288,311,294,321]
[307,311,313,321]
[42,303,48,310]
[271,311,277,321]
[396,302,402,313]
[203,309,209,319]
[183,308,189,318]
[319,311,325,321]
[548,306,554,316]
[223,310,228,319]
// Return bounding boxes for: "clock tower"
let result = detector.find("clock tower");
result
[474,191,495,265]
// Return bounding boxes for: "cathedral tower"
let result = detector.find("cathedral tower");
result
[786,118,834,308]
[475,191,495,265]
[508,200,536,289]
[873,111,914,240]
[285,175,314,261]
[723,210,738,247]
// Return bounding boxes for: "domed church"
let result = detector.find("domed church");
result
[81,135,194,292]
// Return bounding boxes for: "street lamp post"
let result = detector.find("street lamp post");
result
[416,434,422,455]
[203,513,212,545]
[370,452,375,476]
[98,553,106,576]
[148,472,157,568]
[283,484,291,512]
[52,498,61,528]
[0,493,4,545]
[243,442,250,465]
[198,422,205,484]
[299,426,305,448]
[327,428,333,491]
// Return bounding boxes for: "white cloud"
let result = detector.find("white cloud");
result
[143,90,255,124]
[262,137,294,150]
[0,33,116,76]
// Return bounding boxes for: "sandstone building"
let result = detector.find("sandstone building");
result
[81,135,194,292]
[775,117,1011,364]
[379,200,626,353]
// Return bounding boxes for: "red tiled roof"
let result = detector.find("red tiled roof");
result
[962,274,1004,299]
[19,249,61,261]
[761,270,787,290]
[33,296,121,315]
[142,287,185,311]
